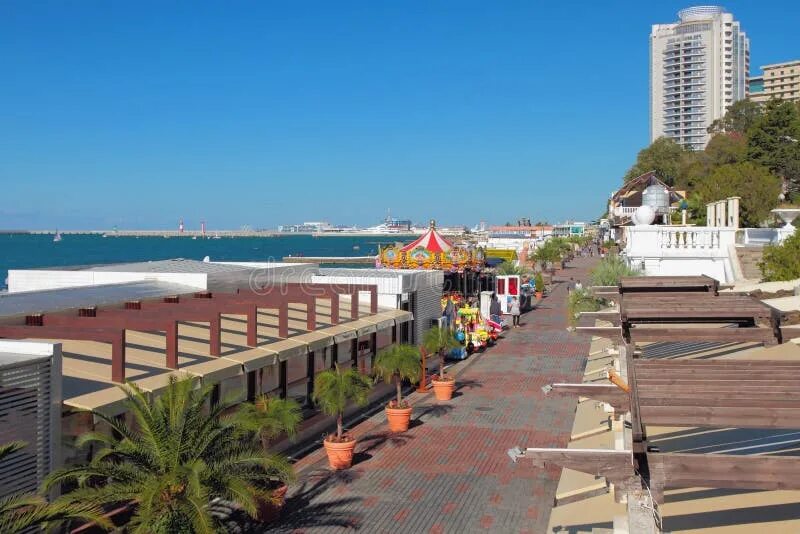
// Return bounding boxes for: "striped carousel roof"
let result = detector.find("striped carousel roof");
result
[400,221,453,253]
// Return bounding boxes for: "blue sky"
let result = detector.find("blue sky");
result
[1,1,798,230]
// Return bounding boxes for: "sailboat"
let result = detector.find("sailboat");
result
[53,230,62,243]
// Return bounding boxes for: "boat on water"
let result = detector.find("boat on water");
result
[53,230,62,243]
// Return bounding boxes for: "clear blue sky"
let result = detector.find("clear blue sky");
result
[1,1,798,230]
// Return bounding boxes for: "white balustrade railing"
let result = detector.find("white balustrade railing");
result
[657,227,721,249]
[619,206,679,217]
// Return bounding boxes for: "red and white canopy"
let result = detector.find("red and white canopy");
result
[401,225,453,253]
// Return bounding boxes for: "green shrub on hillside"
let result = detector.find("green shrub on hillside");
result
[759,231,800,281]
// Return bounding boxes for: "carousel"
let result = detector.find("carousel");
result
[378,220,483,271]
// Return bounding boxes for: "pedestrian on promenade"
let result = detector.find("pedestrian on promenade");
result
[489,292,502,325]
[443,295,455,330]
[575,279,583,291]
[510,297,521,328]
[567,277,575,293]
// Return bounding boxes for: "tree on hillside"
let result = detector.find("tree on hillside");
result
[705,132,749,166]
[708,99,762,135]
[624,137,695,186]
[747,100,800,197]
[694,162,781,227]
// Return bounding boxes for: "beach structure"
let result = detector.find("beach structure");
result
[0,260,414,479]
[0,340,61,500]
[515,276,800,532]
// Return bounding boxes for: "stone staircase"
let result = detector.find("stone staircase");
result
[736,246,764,281]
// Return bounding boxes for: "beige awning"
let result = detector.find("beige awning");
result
[221,346,280,372]
[346,318,378,336]
[321,322,359,344]
[65,386,130,418]
[291,330,334,352]
[264,338,309,362]
[181,358,244,383]
[360,313,395,331]
[379,308,414,324]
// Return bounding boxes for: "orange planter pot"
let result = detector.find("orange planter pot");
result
[257,484,288,523]
[386,404,412,432]
[535,291,543,299]
[323,437,356,470]
[431,377,455,401]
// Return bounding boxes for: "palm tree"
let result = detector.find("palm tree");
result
[421,325,462,381]
[312,365,372,441]
[373,344,420,408]
[0,441,110,533]
[44,377,294,534]
[236,395,303,451]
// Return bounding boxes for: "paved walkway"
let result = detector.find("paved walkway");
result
[274,258,597,533]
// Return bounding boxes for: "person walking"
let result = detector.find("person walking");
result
[575,279,583,291]
[443,295,455,330]
[489,292,502,325]
[510,297,521,328]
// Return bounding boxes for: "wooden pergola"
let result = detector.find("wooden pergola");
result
[0,283,378,383]
[511,276,799,533]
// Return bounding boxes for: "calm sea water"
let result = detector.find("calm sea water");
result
[0,233,399,289]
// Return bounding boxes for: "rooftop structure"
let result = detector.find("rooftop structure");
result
[651,6,749,150]
[0,341,62,501]
[0,260,415,473]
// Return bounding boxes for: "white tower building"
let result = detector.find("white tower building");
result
[650,6,749,150]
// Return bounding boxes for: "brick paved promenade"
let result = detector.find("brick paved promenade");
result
[274,258,596,533]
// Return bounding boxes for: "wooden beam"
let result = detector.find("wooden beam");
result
[649,452,800,491]
[516,448,635,484]
[640,405,800,429]
[628,326,777,344]
[635,360,800,370]
[547,383,630,411]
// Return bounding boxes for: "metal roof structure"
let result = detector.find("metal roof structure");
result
[85,258,256,274]
[0,281,200,319]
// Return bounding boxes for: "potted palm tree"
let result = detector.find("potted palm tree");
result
[373,344,421,432]
[44,377,294,533]
[422,326,462,401]
[534,272,545,299]
[236,395,302,521]
[312,364,373,469]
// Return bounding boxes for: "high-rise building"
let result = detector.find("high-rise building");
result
[749,60,800,103]
[650,6,750,150]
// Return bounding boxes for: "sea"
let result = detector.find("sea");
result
[0,233,403,289]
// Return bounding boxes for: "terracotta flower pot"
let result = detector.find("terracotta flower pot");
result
[323,436,357,470]
[431,377,455,401]
[257,484,288,523]
[386,404,412,432]
[535,291,543,299]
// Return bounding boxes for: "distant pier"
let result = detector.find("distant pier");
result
[281,256,375,264]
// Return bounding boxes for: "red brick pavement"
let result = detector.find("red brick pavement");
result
[273,258,598,533]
